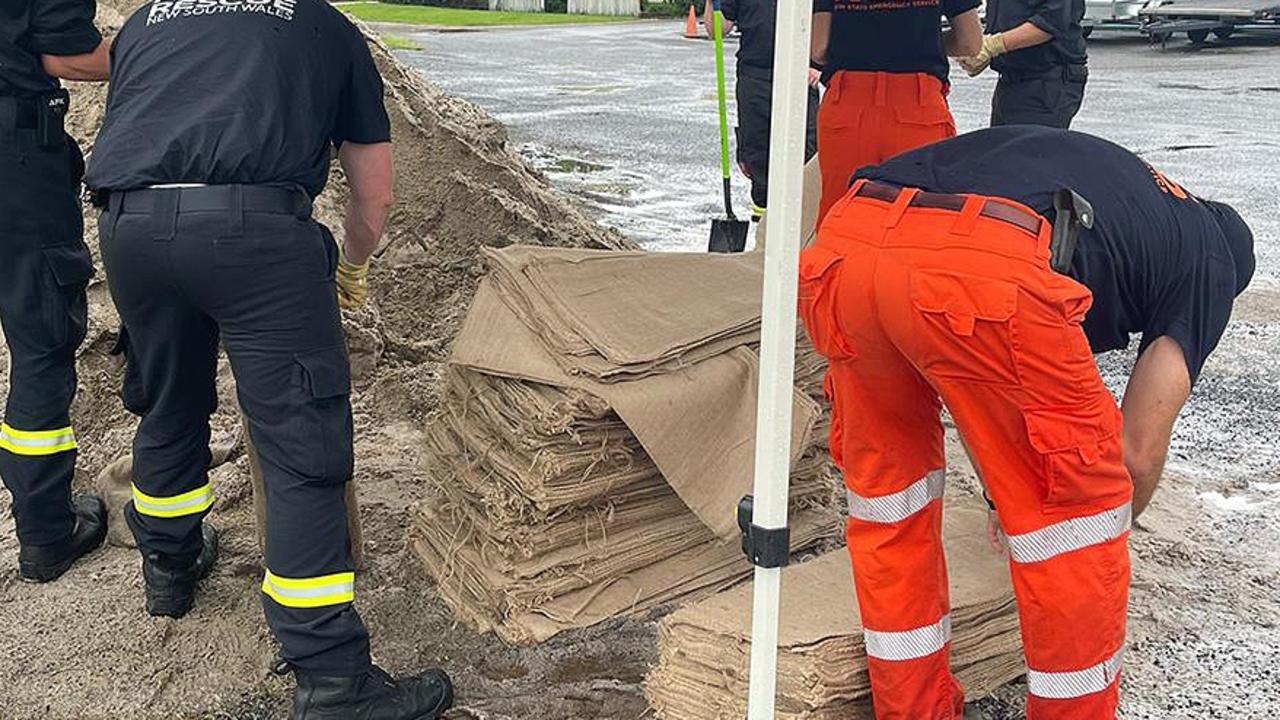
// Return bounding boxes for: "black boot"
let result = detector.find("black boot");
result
[293,665,453,720]
[18,494,108,583]
[142,523,218,618]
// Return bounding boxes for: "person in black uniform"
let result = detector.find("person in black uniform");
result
[958,0,1089,128]
[84,1,452,718]
[715,0,819,220]
[1,0,110,583]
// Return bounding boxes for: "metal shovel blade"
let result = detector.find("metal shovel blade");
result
[709,217,750,253]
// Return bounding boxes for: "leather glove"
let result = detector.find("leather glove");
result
[959,33,1008,78]
[336,249,370,310]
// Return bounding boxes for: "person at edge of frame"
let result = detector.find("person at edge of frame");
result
[707,0,819,222]
[82,0,453,718]
[0,0,111,584]
[958,0,1089,128]
[799,125,1254,719]
[810,0,984,226]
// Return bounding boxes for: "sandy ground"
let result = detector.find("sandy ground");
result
[0,10,1276,720]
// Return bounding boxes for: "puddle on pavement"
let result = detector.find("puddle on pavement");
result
[554,84,627,95]
[545,157,611,174]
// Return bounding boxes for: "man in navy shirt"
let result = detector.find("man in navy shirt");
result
[800,126,1251,718]
[959,0,1089,128]
[86,1,452,717]
[715,0,818,219]
[1,0,110,584]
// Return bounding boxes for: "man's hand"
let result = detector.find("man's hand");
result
[1122,336,1192,518]
[959,33,1008,77]
[336,250,370,310]
[987,509,1009,557]
[807,67,823,88]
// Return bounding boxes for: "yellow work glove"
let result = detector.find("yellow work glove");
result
[959,33,1008,78]
[335,249,370,310]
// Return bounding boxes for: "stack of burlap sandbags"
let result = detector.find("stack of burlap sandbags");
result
[645,500,1026,719]
[410,247,842,644]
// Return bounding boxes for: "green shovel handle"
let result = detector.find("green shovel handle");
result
[712,2,735,218]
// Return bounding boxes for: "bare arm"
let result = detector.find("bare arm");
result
[337,141,394,266]
[944,8,984,57]
[996,21,1055,51]
[41,37,111,81]
[703,2,734,37]
[1121,336,1192,518]
[811,11,831,64]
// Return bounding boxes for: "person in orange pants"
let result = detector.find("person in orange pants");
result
[811,0,983,224]
[799,127,1255,719]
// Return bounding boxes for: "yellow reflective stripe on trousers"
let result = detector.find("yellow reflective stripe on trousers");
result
[262,570,356,609]
[0,423,77,456]
[131,482,216,518]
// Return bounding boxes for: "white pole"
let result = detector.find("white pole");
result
[745,2,811,720]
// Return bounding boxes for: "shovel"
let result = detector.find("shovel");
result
[708,0,749,254]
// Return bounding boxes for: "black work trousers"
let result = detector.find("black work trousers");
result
[0,98,94,548]
[991,64,1088,129]
[99,185,371,675]
[736,68,819,214]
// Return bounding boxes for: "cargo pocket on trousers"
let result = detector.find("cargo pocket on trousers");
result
[892,104,956,137]
[910,270,1020,385]
[40,244,95,351]
[294,347,355,485]
[798,245,856,362]
[1023,398,1129,511]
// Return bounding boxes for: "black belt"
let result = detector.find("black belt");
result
[107,184,312,217]
[0,96,40,129]
[998,63,1089,84]
[855,180,1045,236]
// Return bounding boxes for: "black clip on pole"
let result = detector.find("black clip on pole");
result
[737,495,790,568]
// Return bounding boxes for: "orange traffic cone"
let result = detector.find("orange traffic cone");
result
[684,4,700,39]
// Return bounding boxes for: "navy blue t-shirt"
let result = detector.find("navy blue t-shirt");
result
[985,0,1087,73]
[814,0,980,82]
[857,127,1252,383]
[721,0,777,78]
[85,0,391,197]
[1,0,102,96]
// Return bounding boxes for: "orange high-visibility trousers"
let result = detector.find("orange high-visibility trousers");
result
[799,183,1132,720]
[817,71,957,225]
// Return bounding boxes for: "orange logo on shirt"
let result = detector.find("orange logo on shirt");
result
[1148,164,1191,200]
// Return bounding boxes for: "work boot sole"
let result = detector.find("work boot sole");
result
[18,496,109,583]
